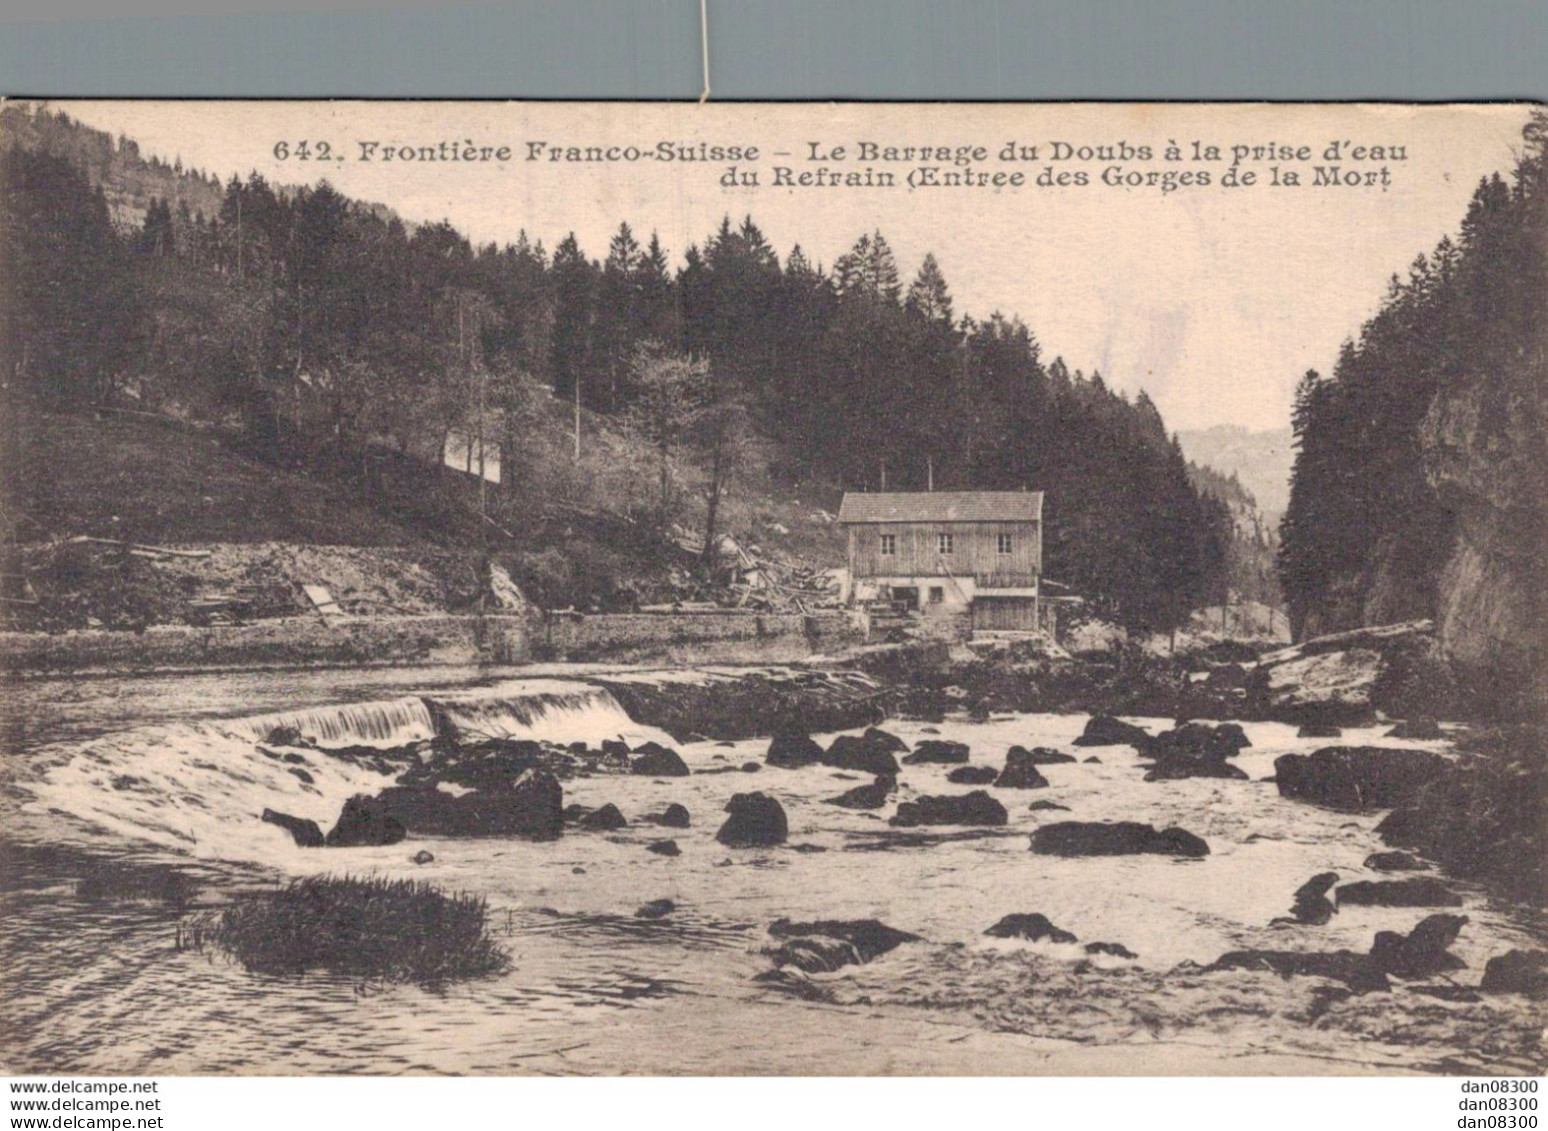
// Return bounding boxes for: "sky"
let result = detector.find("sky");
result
[54,99,1533,434]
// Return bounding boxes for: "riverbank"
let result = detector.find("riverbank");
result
[0,610,864,677]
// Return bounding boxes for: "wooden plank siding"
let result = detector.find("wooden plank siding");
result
[846,521,1040,583]
[972,596,1041,631]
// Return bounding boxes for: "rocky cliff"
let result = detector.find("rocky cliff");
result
[1421,351,1548,719]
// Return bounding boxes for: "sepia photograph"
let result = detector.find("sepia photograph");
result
[0,98,1543,1081]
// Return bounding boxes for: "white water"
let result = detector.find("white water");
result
[19,678,672,868]
[5,670,1544,1076]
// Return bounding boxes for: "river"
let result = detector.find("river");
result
[1,664,1542,1076]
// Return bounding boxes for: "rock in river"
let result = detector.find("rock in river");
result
[947,765,999,785]
[824,774,896,810]
[579,802,628,830]
[1335,878,1462,908]
[1072,715,1151,748]
[823,734,902,776]
[902,740,971,765]
[1007,744,1076,765]
[1368,913,1468,977]
[1480,949,1548,995]
[1030,821,1210,858]
[261,808,325,848]
[647,802,691,829]
[766,732,824,770]
[630,743,690,777]
[1272,872,1339,925]
[325,795,408,847]
[376,768,564,841]
[767,918,920,972]
[863,727,910,752]
[994,748,1051,790]
[1364,850,1425,872]
[890,791,1008,828]
[716,792,788,847]
[1297,723,1344,739]
[985,913,1076,944]
[1386,717,1444,740]
[1273,746,1448,811]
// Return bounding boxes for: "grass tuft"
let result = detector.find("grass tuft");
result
[203,874,510,986]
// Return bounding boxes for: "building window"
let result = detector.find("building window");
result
[879,533,896,556]
[997,533,1013,555]
[937,532,954,555]
[928,586,944,604]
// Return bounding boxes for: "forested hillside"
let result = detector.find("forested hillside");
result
[2,103,1232,632]
[1278,111,1546,715]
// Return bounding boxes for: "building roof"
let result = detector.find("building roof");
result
[837,491,1044,524]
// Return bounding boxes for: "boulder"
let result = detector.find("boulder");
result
[984,913,1076,944]
[630,744,690,777]
[1480,949,1548,995]
[1072,715,1151,747]
[902,740,971,765]
[1335,878,1463,908]
[600,738,632,760]
[1273,746,1448,811]
[1372,725,1545,907]
[635,898,675,919]
[1297,723,1344,738]
[1385,717,1444,740]
[1085,941,1138,959]
[1030,821,1210,858]
[823,734,902,776]
[767,917,920,969]
[1139,723,1252,782]
[579,802,628,830]
[376,768,564,840]
[1273,872,1339,925]
[411,849,435,865]
[947,765,999,785]
[1083,756,1102,764]
[767,935,863,974]
[1007,744,1076,765]
[863,727,910,752]
[766,732,824,769]
[650,802,691,829]
[261,808,325,848]
[824,774,896,810]
[1028,800,1070,811]
[1201,948,1391,994]
[325,795,408,847]
[1143,752,1250,782]
[890,791,1008,828]
[1251,645,1384,726]
[646,839,681,857]
[1363,850,1424,872]
[742,761,762,773]
[995,748,1051,789]
[716,792,788,847]
[1367,913,1468,977]
[1203,912,1467,995]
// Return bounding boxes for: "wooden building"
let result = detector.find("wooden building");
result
[837,490,1044,633]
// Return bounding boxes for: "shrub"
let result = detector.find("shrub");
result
[203,875,509,986]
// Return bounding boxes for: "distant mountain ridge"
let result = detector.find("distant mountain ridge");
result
[1176,424,1294,518]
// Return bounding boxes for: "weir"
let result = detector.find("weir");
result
[238,696,439,748]
[233,680,675,750]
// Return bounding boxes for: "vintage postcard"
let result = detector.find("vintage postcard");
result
[0,99,1543,1078]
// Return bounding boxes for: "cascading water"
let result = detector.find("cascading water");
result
[428,680,673,747]
[238,696,439,747]
[19,678,672,867]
